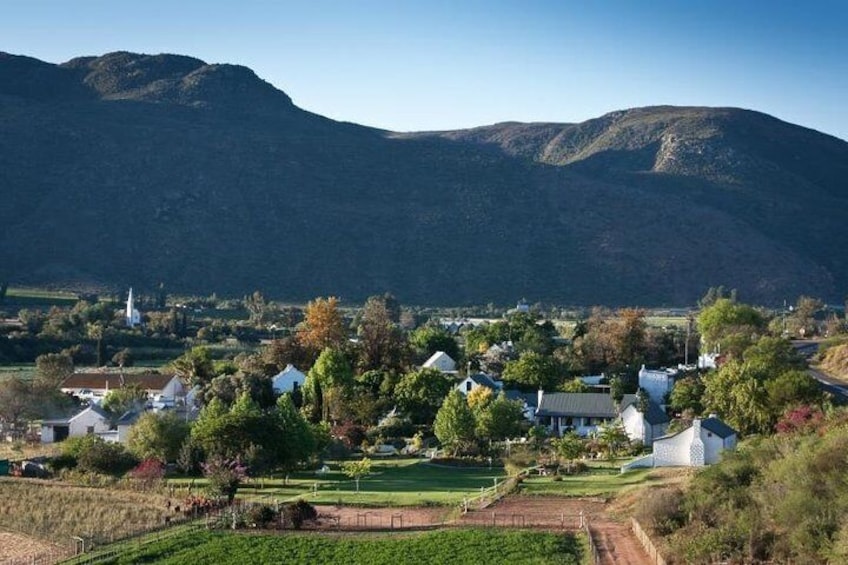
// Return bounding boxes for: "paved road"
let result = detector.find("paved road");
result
[808,366,848,403]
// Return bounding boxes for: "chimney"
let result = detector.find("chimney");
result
[537,388,544,409]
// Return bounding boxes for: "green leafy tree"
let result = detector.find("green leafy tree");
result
[502,352,560,391]
[409,324,460,365]
[552,432,585,473]
[127,411,190,462]
[697,298,766,358]
[102,384,148,416]
[275,393,315,482]
[559,378,590,393]
[172,346,215,388]
[668,376,705,415]
[341,457,372,492]
[475,393,525,442]
[434,389,477,455]
[394,368,453,425]
[304,348,354,422]
[597,423,629,459]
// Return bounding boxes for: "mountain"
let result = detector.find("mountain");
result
[1,51,846,306]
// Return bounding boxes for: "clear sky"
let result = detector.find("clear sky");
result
[3,0,846,140]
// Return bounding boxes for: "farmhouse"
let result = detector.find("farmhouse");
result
[271,364,306,394]
[422,351,458,374]
[41,404,111,443]
[652,417,737,466]
[61,371,184,402]
[536,391,668,439]
[455,373,501,395]
[620,396,670,446]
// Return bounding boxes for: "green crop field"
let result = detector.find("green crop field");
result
[517,466,687,498]
[81,527,585,565]
[169,458,507,507]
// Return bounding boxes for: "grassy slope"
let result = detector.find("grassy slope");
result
[89,528,585,565]
[171,458,507,507]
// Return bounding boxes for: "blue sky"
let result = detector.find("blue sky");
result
[3,0,846,139]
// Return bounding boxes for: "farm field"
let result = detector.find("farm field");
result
[0,478,173,546]
[77,527,586,565]
[170,458,507,507]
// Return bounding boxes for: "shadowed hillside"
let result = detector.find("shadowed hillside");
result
[1,51,846,305]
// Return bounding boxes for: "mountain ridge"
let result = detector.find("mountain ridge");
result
[1,51,846,306]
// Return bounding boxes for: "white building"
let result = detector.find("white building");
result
[623,417,738,470]
[620,398,670,447]
[272,364,307,394]
[126,288,141,328]
[422,351,458,374]
[41,405,112,443]
[455,373,501,395]
[638,365,678,406]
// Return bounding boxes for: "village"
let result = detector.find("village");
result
[0,286,843,564]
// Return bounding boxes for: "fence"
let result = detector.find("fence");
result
[630,518,668,565]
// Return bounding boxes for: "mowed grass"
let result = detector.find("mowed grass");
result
[0,478,172,544]
[518,466,689,498]
[88,528,585,565]
[518,467,655,498]
[172,458,507,507]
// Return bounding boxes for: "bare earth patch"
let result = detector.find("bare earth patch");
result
[311,505,453,530]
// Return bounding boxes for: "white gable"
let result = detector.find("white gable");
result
[422,351,457,373]
[272,364,307,393]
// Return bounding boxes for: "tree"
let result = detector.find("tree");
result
[299,297,346,353]
[341,457,372,493]
[466,386,493,411]
[304,348,354,422]
[560,378,590,393]
[501,352,560,391]
[0,377,34,428]
[394,368,453,425]
[127,411,190,462]
[202,456,247,502]
[356,294,408,374]
[274,393,315,482]
[697,298,766,358]
[35,352,74,388]
[597,423,629,459]
[475,393,525,442]
[409,324,460,365]
[102,384,148,416]
[668,376,705,415]
[171,346,215,388]
[552,432,585,473]
[434,390,477,455]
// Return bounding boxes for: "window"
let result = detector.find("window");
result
[292,381,300,391]
[86,426,95,435]
[466,381,472,392]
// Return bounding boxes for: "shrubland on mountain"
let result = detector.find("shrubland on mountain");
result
[1,51,846,305]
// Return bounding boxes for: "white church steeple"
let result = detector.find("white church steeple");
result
[126,287,141,327]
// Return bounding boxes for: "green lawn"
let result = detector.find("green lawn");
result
[170,458,507,507]
[4,287,79,306]
[518,467,657,498]
[79,527,585,565]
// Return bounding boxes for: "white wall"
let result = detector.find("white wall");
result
[652,427,695,467]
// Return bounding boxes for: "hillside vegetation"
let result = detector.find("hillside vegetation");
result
[636,410,848,564]
[2,51,847,305]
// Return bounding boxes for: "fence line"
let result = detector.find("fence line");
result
[583,519,601,565]
[630,518,668,565]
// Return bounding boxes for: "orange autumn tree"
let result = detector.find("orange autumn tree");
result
[299,297,346,353]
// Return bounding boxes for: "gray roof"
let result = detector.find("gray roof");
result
[702,417,737,438]
[537,392,620,418]
[468,373,499,389]
[42,403,111,426]
[503,389,538,407]
[621,394,670,425]
[116,410,141,426]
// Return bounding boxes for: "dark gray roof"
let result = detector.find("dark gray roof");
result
[469,373,499,389]
[116,410,141,426]
[42,404,110,426]
[620,394,670,425]
[503,389,538,407]
[702,417,736,438]
[536,392,619,418]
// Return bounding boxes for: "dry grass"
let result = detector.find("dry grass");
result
[817,342,848,381]
[0,478,174,546]
[606,468,695,518]
[0,442,60,461]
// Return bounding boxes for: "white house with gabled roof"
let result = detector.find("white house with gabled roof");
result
[271,364,306,394]
[422,351,458,374]
[41,404,112,443]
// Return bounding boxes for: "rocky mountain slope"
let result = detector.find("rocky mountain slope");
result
[1,51,846,306]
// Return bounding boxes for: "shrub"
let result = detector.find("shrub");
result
[283,500,318,529]
[128,458,166,489]
[247,504,278,528]
[635,487,685,536]
[202,456,248,503]
[66,436,137,475]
